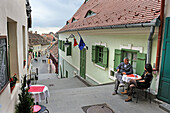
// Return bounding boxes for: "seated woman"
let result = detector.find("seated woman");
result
[121,64,153,102]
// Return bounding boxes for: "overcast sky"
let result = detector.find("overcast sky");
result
[29,0,84,34]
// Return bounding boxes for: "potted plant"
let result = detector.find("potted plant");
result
[10,73,18,93]
[15,75,34,113]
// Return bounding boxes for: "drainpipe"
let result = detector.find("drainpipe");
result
[147,26,155,64]
[155,0,165,70]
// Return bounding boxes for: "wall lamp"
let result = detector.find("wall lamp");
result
[64,34,75,48]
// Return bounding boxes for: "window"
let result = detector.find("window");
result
[72,18,77,23]
[85,0,89,3]
[92,45,109,68]
[58,40,65,52]
[66,42,72,56]
[98,47,103,63]
[114,49,146,75]
[66,71,68,78]
[0,36,9,94]
[85,10,96,18]
[62,41,65,52]
[66,21,69,25]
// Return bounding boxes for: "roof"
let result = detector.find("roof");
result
[58,0,161,33]
[41,34,56,42]
[28,32,50,46]
[48,41,58,62]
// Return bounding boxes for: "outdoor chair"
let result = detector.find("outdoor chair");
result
[33,105,49,113]
[135,87,152,103]
[134,78,153,103]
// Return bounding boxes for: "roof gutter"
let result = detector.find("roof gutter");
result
[58,20,160,34]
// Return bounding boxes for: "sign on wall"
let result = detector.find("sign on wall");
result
[0,36,8,93]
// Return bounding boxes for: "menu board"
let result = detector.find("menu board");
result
[0,37,8,92]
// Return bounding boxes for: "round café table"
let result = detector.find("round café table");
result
[122,74,141,83]
[28,85,50,104]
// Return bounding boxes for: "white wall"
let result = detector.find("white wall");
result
[0,0,28,113]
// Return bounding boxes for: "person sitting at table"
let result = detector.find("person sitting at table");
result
[121,64,153,102]
[112,57,133,95]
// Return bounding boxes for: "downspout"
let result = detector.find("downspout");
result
[155,0,165,70]
[147,26,155,64]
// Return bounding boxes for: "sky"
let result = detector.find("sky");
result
[29,0,84,34]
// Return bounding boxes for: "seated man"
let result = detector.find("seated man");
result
[112,57,133,95]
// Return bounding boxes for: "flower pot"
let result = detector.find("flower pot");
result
[11,85,15,93]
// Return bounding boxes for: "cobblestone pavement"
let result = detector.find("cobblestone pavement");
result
[32,56,166,113]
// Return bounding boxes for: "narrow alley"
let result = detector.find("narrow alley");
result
[31,56,166,113]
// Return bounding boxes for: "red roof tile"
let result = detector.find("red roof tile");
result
[59,0,161,33]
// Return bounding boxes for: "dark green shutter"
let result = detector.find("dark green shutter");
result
[60,40,62,49]
[114,49,122,71]
[67,42,72,56]
[58,40,61,49]
[62,41,65,52]
[92,45,97,63]
[136,52,146,75]
[103,47,109,68]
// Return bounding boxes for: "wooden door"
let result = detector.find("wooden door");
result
[80,48,86,79]
[158,17,170,103]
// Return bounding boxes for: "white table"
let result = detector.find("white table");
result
[122,74,141,83]
[28,85,50,104]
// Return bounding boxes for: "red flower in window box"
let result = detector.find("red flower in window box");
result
[10,73,18,93]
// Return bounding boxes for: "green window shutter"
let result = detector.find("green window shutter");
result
[58,40,61,49]
[62,41,65,52]
[114,49,122,71]
[136,52,146,76]
[60,40,62,49]
[103,47,109,68]
[67,42,72,56]
[92,45,97,63]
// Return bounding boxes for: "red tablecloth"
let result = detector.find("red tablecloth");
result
[28,86,45,92]
[126,74,138,78]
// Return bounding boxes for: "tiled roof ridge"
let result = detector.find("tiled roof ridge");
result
[58,0,161,33]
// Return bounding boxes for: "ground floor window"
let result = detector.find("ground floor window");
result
[123,50,137,74]
[92,45,109,68]
[114,49,146,75]
[0,36,9,94]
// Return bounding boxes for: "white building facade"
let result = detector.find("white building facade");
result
[0,0,31,112]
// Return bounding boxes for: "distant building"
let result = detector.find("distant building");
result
[48,41,58,74]
[42,33,57,44]
[29,31,50,58]
[0,0,32,112]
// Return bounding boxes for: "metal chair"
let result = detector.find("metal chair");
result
[135,86,152,103]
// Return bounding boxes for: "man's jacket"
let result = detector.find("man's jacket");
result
[116,62,133,75]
